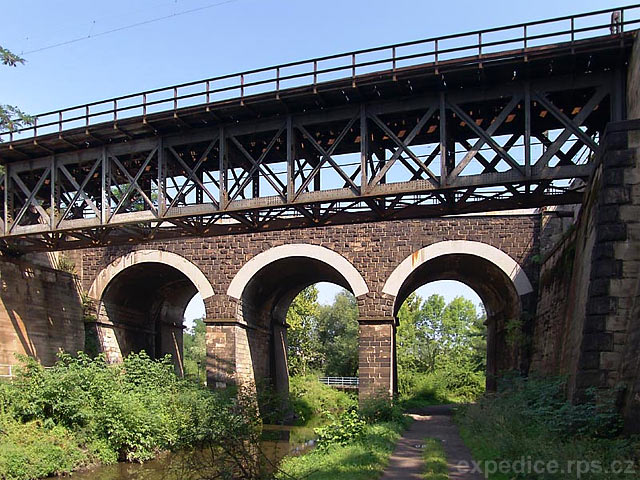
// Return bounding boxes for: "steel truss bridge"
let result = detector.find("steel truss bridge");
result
[0,6,638,252]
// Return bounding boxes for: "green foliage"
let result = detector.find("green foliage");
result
[495,375,622,438]
[289,375,356,425]
[359,394,404,424]
[315,291,359,377]
[0,46,24,67]
[397,294,487,406]
[53,253,76,274]
[0,351,250,479]
[422,438,448,480]
[285,288,359,377]
[0,45,33,136]
[0,418,92,480]
[455,376,637,480]
[183,317,207,383]
[314,409,367,449]
[286,286,320,376]
[277,419,410,480]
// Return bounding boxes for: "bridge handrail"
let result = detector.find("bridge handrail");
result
[0,364,14,378]
[2,4,639,143]
[319,376,360,387]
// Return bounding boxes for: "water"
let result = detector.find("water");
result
[65,425,316,480]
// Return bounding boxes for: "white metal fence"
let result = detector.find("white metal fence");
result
[319,377,359,389]
[0,364,14,379]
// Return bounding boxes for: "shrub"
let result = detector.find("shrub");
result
[314,408,367,449]
[359,394,404,424]
[288,375,356,425]
[0,350,240,475]
[455,375,637,480]
[398,364,485,408]
[0,417,94,480]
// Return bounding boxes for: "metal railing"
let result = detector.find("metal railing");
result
[2,5,639,144]
[0,364,14,379]
[319,377,359,389]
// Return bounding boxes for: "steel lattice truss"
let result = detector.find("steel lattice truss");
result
[0,70,616,251]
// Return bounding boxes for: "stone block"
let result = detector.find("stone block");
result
[602,187,631,205]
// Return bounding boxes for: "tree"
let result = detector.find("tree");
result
[286,285,320,376]
[183,317,206,383]
[397,294,487,374]
[396,293,438,373]
[315,291,359,377]
[0,46,32,136]
[286,286,360,378]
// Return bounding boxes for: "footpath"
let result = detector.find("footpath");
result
[379,405,484,480]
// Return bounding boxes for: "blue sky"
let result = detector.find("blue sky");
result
[2,0,632,324]
[184,281,482,328]
[2,1,634,115]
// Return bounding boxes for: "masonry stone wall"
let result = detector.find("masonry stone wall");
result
[530,191,596,382]
[530,119,640,432]
[0,256,84,366]
[80,215,540,398]
[80,216,539,313]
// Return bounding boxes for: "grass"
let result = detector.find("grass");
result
[422,438,448,480]
[454,377,640,480]
[398,370,484,411]
[289,375,357,426]
[276,418,411,480]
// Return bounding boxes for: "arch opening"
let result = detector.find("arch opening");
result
[387,242,534,395]
[92,255,212,376]
[396,279,488,403]
[392,253,521,321]
[230,245,367,402]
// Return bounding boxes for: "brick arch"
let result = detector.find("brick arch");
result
[382,240,533,299]
[226,243,369,299]
[88,249,214,302]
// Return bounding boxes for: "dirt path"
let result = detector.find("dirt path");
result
[379,405,484,479]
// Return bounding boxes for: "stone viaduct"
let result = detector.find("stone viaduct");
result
[76,215,538,399]
[1,7,640,431]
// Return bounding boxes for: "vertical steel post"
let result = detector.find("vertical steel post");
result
[439,92,447,186]
[360,104,368,194]
[286,116,294,202]
[219,126,228,209]
[50,156,56,229]
[2,165,8,235]
[524,82,531,178]
[157,137,165,217]
[101,147,109,224]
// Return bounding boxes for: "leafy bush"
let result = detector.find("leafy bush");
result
[314,409,366,449]
[289,375,356,425]
[0,351,242,478]
[359,394,404,424]
[399,367,484,409]
[455,375,638,480]
[494,375,622,438]
[0,417,94,480]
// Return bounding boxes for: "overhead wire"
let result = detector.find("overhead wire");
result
[21,0,242,56]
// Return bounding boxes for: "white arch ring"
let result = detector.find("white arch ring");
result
[382,240,533,298]
[88,249,215,301]
[227,244,369,299]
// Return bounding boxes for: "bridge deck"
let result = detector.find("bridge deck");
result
[0,6,638,251]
